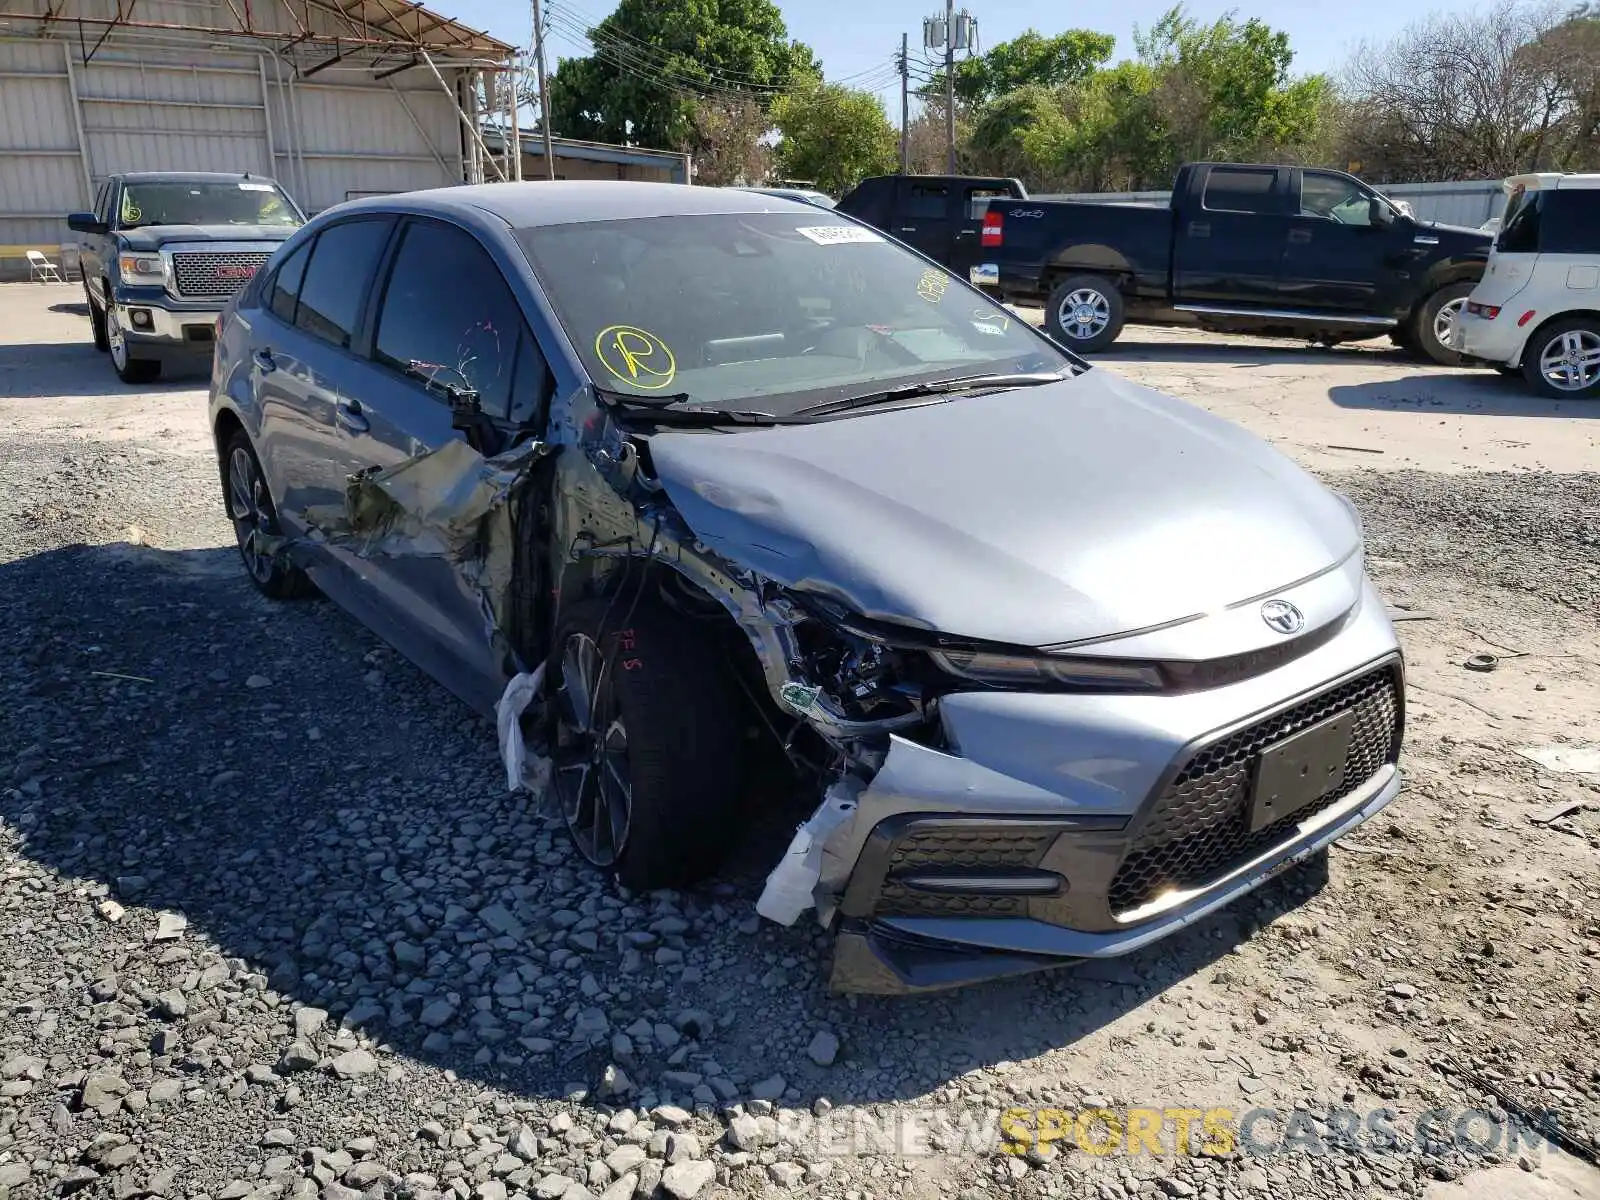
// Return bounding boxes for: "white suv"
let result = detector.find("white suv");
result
[1457,172,1600,397]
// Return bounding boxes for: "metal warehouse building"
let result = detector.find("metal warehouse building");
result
[0,0,519,277]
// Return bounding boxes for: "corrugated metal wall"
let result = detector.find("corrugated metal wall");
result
[0,6,473,276]
[1036,179,1506,227]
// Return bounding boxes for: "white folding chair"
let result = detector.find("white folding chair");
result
[26,250,64,283]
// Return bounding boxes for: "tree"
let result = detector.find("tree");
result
[952,29,1114,106]
[771,85,897,194]
[540,0,816,149]
[684,97,771,186]
[965,84,1073,183]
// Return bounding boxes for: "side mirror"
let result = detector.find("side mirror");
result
[1369,198,1395,228]
[67,212,107,235]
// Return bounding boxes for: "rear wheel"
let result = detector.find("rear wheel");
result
[1521,317,1600,399]
[1044,274,1125,353]
[223,429,311,599]
[106,304,160,385]
[1408,281,1473,366]
[548,597,743,890]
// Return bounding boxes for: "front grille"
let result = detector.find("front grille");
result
[877,827,1058,918]
[1108,665,1401,915]
[171,251,271,299]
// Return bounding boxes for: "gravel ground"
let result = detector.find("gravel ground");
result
[2,287,1597,1200]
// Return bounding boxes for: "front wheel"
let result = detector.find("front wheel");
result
[223,430,311,599]
[548,598,743,890]
[1409,282,1474,366]
[1521,317,1600,399]
[106,303,160,385]
[1044,274,1126,353]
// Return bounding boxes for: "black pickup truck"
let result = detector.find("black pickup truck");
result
[835,173,1027,284]
[962,162,1492,363]
[68,171,305,384]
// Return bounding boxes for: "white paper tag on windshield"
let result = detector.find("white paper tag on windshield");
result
[238,182,275,191]
[795,225,883,246]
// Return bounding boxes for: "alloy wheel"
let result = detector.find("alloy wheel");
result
[1432,297,1466,352]
[227,446,277,584]
[1057,288,1111,342]
[551,632,633,867]
[1538,328,1600,392]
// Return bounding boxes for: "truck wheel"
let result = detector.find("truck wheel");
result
[1521,317,1600,399]
[548,596,743,890]
[85,284,109,352]
[106,304,161,385]
[1045,274,1125,353]
[1409,282,1474,367]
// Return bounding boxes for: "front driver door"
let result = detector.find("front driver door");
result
[1276,169,1397,314]
[333,216,554,713]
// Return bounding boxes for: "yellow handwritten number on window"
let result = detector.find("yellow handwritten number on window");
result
[595,325,677,390]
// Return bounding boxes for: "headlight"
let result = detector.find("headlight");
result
[930,649,1165,690]
[118,253,166,285]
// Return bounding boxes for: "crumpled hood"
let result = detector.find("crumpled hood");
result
[647,371,1361,648]
[116,224,297,250]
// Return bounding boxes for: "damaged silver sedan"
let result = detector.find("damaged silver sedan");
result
[209,182,1404,994]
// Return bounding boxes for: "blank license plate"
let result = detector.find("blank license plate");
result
[1249,711,1354,832]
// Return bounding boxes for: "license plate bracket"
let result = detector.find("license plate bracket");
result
[1249,711,1354,832]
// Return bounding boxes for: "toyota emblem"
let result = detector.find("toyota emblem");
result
[1260,599,1304,635]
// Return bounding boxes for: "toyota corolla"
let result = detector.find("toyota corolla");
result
[209,182,1403,994]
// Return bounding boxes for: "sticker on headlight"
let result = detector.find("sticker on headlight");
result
[595,324,677,390]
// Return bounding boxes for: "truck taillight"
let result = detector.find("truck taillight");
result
[981,211,1004,246]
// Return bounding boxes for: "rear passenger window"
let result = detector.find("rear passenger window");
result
[373,219,536,421]
[1202,169,1280,215]
[293,218,392,348]
[268,241,311,324]
[1542,190,1600,254]
[965,187,1011,220]
[1497,191,1542,254]
[905,183,950,220]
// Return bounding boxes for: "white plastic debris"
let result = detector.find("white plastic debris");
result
[495,664,546,792]
[757,779,861,926]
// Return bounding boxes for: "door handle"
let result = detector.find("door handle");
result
[1188,221,1210,237]
[1288,229,1312,244]
[335,399,369,434]
[253,349,277,373]
[899,226,917,232]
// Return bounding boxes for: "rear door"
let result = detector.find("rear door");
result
[1173,165,1290,305]
[1276,169,1400,313]
[892,178,956,264]
[332,215,555,710]
[248,216,396,530]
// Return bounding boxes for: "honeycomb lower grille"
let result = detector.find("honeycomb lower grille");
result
[1108,665,1401,915]
[877,827,1059,918]
[172,251,271,299]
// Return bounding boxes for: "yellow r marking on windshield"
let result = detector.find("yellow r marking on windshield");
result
[917,268,948,304]
[595,324,677,390]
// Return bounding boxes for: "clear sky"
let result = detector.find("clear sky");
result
[446,0,1424,113]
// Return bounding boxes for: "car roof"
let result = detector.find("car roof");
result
[1504,172,1600,192]
[333,180,819,228]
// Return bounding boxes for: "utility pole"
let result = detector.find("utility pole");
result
[530,0,556,180]
[943,0,954,174]
[898,32,909,174]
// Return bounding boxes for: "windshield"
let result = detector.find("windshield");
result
[117,181,302,229]
[517,213,1070,414]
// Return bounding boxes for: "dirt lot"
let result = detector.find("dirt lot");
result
[1,281,1597,1200]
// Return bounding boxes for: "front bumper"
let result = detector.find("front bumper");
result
[813,585,1405,994]
[113,291,220,359]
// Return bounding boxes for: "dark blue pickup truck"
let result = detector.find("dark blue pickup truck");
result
[68,171,304,384]
[969,162,1492,363]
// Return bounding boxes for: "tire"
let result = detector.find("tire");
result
[1044,273,1126,353]
[105,300,161,384]
[86,283,109,352]
[222,429,312,599]
[1520,316,1600,399]
[1408,281,1474,366]
[547,596,743,890]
